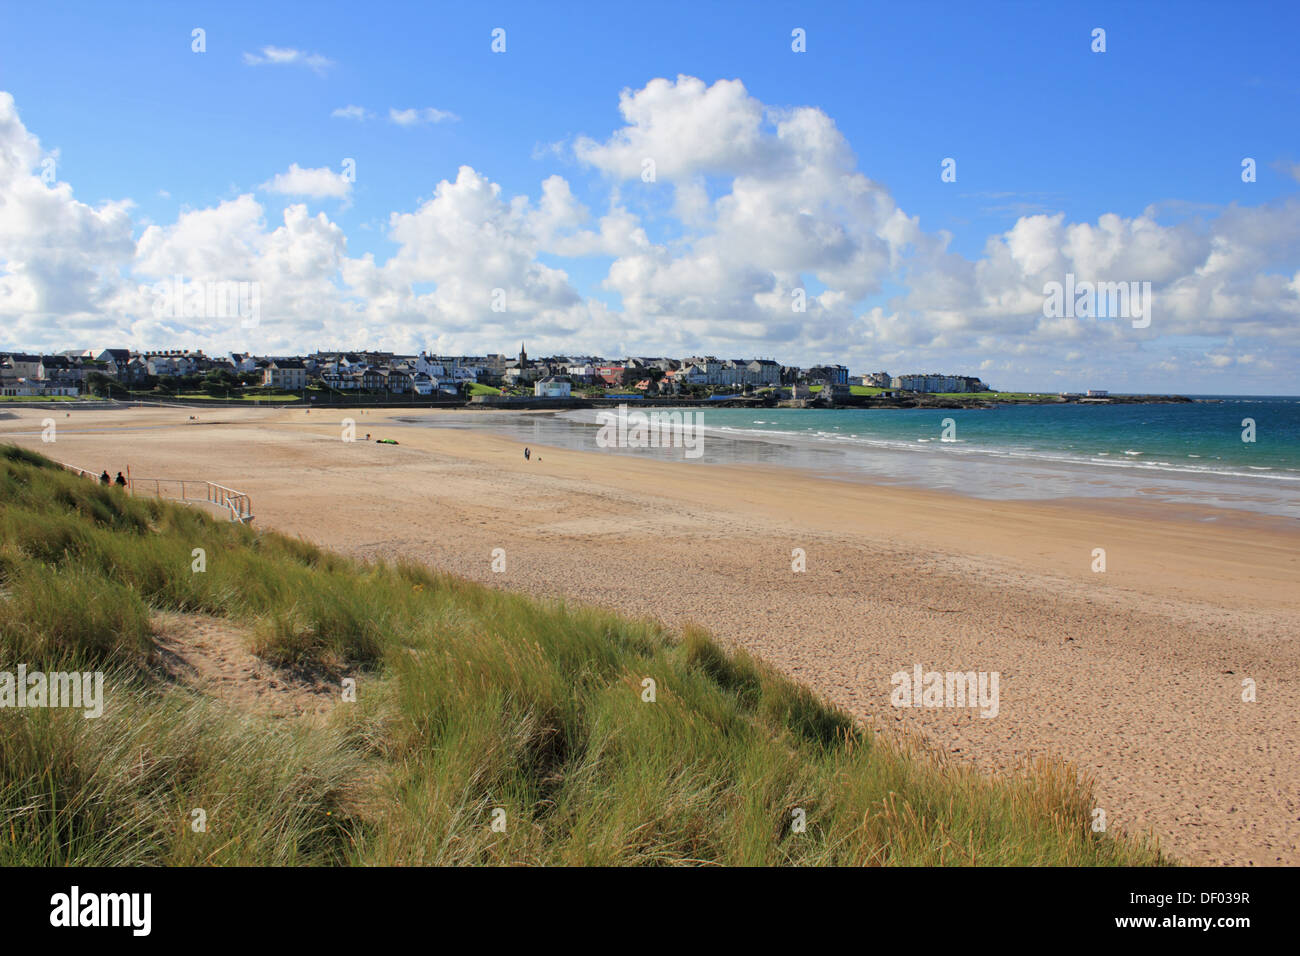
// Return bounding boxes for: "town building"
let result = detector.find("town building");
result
[891,373,988,393]
[534,375,572,398]
[262,359,308,390]
[804,364,850,386]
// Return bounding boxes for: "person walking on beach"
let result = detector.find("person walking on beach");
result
[114,472,127,487]
[99,470,110,485]
[524,447,530,461]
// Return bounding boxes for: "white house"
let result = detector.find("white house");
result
[678,364,709,386]
[414,353,446,378]
[534,375,572,398]
[230,352,259,373]
[147,356,181,377]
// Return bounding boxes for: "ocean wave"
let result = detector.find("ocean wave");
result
[701,423,1300,482]
[556,408,1300,483]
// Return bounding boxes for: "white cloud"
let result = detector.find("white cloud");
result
[0,91,135,337]
[575,76,773,180]
[573,76,918,353]
[331,105,370,121]
[260,163,352,201]
[242,47,333,75]
[125,195,354,352]
[389,107,458,126]
[344,165,586,346]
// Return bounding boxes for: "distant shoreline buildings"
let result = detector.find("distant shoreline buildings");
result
[1,344,1001,400]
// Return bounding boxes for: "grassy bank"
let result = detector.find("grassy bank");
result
[0,445,1166,866]
[936,391,1059,401]
[173,391,303,402]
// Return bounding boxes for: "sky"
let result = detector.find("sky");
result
[1,0,1298,393]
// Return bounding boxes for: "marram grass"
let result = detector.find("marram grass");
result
[0,445,1167,865]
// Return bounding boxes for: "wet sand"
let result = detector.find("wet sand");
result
[4,404,1298,865]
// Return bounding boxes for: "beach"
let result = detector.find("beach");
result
[3,403,1298,865]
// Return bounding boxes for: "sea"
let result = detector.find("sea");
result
[404,396,1300,520]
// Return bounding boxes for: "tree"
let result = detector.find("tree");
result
[85,371,109,397]
[204,368,239,397]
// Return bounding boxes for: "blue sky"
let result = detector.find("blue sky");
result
[1,0,1298,392]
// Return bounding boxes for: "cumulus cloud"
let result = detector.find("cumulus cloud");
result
[0,91,135,339]
[575,76,775,180]
[124,195,355,352]
[889,203,1300,345]
[344,165,586,348]
[260,163,352,200]
[573,75,925,355]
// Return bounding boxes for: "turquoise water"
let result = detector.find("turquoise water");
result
[694,397,1300,479]
[405,396,1300,518]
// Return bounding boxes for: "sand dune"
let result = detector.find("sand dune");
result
[5,404,1297,865]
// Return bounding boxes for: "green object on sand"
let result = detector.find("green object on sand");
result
[376,438,399,445]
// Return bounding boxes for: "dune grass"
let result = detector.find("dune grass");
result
[0,444,1167,866]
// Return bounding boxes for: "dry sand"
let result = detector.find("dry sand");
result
[4,404,1298,865]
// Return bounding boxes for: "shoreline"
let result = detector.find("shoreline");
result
[3,404,1298,864]
[393,406,1300,521]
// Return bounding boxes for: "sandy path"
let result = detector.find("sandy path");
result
[4,405,1298,865]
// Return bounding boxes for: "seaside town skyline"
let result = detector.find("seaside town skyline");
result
[2,343,1009,400]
